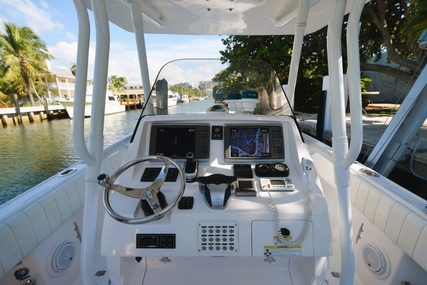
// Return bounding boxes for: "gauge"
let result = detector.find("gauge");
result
[275,163,286,171]
[258,164,269,172]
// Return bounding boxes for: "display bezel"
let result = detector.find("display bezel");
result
[149,125,209,159]
[224,125,284,160]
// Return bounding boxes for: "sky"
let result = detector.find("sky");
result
[0,0,226,84]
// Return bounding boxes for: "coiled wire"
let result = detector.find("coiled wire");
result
[267,175,312,247]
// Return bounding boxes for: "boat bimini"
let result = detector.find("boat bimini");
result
[1,1,427,285]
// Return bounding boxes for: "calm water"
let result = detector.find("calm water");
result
[0,99,215,205]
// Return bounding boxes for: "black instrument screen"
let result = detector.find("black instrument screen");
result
[149,125,209,159]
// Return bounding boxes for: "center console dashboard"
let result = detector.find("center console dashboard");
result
[102,114,331,260]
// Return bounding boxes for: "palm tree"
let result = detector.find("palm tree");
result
[401,0,427,60]
[0,22,54,106]
[70,62,76,76]
[0,61,9,106]
[107,75,128,95]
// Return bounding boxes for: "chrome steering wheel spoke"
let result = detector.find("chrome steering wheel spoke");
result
[98,156,185,224]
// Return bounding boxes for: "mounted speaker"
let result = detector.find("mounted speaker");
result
[362,243,386,275]
[51,241,76,272]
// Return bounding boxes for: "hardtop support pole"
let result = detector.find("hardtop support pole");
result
[77,0,110,284]
[129,0,154,115]
[327,0,356,284]
[287,0,311,108]
[72,0,95,166]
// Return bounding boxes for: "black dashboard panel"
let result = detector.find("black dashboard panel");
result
[224,125,284,159]
[149,125,210,159]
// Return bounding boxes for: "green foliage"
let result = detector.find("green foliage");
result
[358,0,427,82]
[0,22,54,106]
[360,0,427,63]
[219,0,427,112]
[170,85,206,98]
[107,75,128,94]
[70,63,76,76]
[211,59,281,103]
[359,77,374,107]
[219,28,328,112]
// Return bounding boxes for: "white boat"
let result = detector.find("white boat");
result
[168,92,178,106]
[150,91,178,107]
[1,1,427,285]
[178,94,189,103]
[59,89,126,118]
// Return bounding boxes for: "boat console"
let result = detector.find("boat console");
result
[99,113,332,284]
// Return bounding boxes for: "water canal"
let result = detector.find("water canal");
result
[0,99,215,205]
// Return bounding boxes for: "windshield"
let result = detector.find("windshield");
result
[140,59,293,117]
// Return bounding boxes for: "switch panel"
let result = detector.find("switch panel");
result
[136,234,176,248]
[198,221,238,256]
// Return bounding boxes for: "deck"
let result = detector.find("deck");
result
[297,109,427,199]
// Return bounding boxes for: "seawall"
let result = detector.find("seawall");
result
[0,106,69,126]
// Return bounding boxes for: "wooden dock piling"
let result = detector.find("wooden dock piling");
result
[0,106,67,126]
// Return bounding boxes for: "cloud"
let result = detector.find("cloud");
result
[48,35,225,87]
[65,32,76,41]
[107,36,225,84]
[48,41,96,78]
[0,0,64,33]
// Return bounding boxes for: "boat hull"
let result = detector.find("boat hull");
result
[59,99,126,118]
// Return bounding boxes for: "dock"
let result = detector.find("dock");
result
[119,95,143,110]
[0,105,68,126]
[296,110,427,197]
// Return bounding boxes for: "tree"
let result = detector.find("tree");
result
[0,61,9,106]
[0,23,54,106]
[220,29,328,112]
[170,84,206,98]
[359,0,427,83]
[107,75,127,95]
[70,63,76,76]
[219,0,427,111]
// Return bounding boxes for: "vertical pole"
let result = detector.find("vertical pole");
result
[316,90,327,141]
[327,0,354,284]
[287,0,311,108]
[129,0,154,115]
[80,0,110,283]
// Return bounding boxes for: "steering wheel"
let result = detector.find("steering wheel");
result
[97,155,186,224]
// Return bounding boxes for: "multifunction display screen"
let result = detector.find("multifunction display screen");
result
[149,125,210,159]
[224,125,284,160]
[229,127,270,158]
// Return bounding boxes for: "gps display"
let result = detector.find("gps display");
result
[224,125,284,160]
[229,127,270,158]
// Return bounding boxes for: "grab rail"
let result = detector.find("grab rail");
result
[74,0,110,284]
[327,0,354,284]
[130,0,154,115]
[287,0,311,108]
[342,0,365,169]
[72,0,95,167]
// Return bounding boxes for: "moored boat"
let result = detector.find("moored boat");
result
[58,88,126,118]
[178,94,189,103]
[168,92,178,106]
